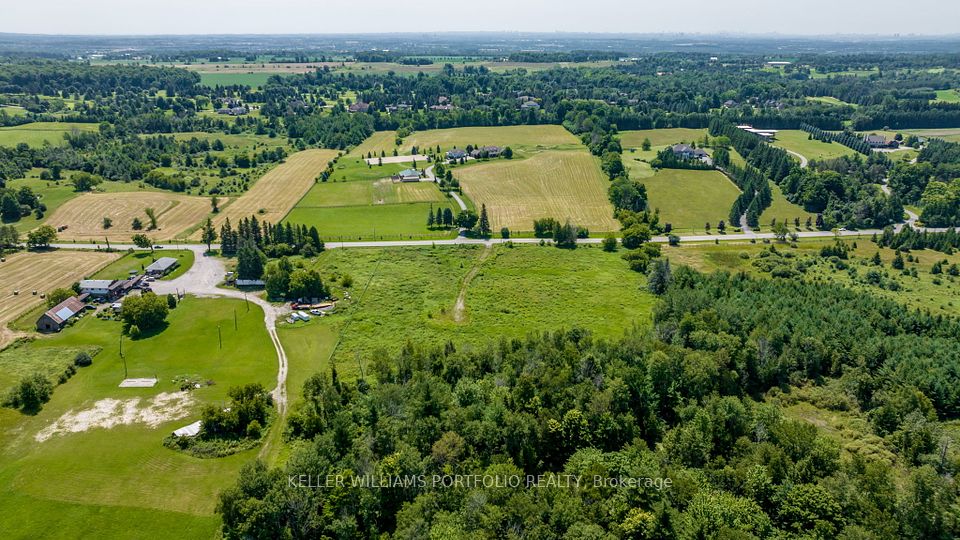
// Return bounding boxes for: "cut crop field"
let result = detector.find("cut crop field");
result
[0,250,118,348]
[351,125,581,157]
[641,169,741,233]
[773,130,857,162]
[455,150,618,233]
[619,128,708,149]
[0,122,99,147]
[278,244,656,389]
[47,191,216,241]
[204,148,338,234]
[0,297,276,540]
[297,179,445,207]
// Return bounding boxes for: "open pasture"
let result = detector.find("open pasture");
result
[47,191,215,241]
[351,125,581,157]
[619,128,708,149]
[0,297,276,539]
[284,201,457,240]
[297,179,444,207]
[773,130,857,162]
[0,250,118,348]
[455,150,618,233]
[205,148,338,233]
[0,122,98,148]
[641,169,741,233]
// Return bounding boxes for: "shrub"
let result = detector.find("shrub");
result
[6,373,54,412]
[602,235,618,252]
[74,352,93,367]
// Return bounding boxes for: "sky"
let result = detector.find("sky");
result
[2,0,959,36]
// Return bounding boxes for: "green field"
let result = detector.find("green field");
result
[198,72,279,88]
[285,201,458,240]
[805,96,859,108]
[0,297,277,539]
[296,179,444,207]
[760,181,817,228]
[0,122,99,148]
[351,125,581,158]
[773,130,857,162]
[640,169,741,233]
[278,244,656,388]
[933,89,960,103]
[89,249,195,281]
[619,128,708,150]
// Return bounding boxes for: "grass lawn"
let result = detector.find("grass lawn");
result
[0,296,276,539]
[89,249,195,281]
[760,181,817,228]
[297,179,444,207]
[640,169,741,234]
[619,128,708,149]
[278,244,656,391]
[285,202,459,241]
[0,122,99,147]
[350,125,581,158]
[325,158,412,183]
[773,130,857,162]
[455,150,618,233]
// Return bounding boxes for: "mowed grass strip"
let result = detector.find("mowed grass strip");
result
[773,130,856,162]
[456,150,618,233]
[351,125,581,156]
[47,191,215,241]
[0,122,99,148]
[0,250,118,347]
[207,148,339,233]
[760,181,817,227]
[642,169,741,233]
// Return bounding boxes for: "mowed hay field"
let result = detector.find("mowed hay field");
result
[0,250,118,347]
[643,169,741,233]
[0,122,99,147]
[456,150,619,233]
[47,192,215,241]
[297,179,444,207]
[352,125,581,156]
[620,128,708,149]
[204,148,338,235]
[773,130,856,162]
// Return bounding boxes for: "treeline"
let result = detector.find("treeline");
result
[0,60,200,97]
[217,270,960,539]
[220,215,324,263]
[876,226,960,253]
[801,123,872,155]
[726,163,772,228]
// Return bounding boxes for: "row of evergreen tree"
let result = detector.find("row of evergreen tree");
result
[726,163,773,228]
[801,123,873,155]
[220,215,324,261]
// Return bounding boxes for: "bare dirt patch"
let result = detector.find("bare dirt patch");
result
[35,391,195,442]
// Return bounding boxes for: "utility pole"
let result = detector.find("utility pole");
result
[120,332,127,378]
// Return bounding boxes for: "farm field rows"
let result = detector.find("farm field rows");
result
[203,148,338,235]
[0,250,118,348]
[47,191,216,241]
[0,297,276,540]
[297,178,445,207]
[455,149,619,233]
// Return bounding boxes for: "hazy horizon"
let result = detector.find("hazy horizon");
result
[3,0,958,36]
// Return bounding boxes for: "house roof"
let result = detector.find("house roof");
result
[671,144,708,157]
[865,134,887,143]
[146,257,178,272]
[42,296,87,325]
[80,279,114,289]
[446,149,467,157]
[398,169,420,177]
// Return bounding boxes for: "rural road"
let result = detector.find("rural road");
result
[143,247,291,435]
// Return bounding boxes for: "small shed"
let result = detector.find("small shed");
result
[145,257,179,277]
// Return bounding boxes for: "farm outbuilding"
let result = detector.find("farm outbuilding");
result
[37,294,89,332]
[145,257,179,277]
[396,168,421,182]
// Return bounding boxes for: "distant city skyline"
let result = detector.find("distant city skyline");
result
[2,0,958,36]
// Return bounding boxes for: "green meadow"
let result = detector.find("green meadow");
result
[0,122,99,147]
[278,244,656,389]
[639,169,741,233]
[89,249,195,281]
[773,129,857,162]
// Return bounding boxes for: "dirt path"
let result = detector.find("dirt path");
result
[453,244,492,323]
[150,247,290,457]
[784,149,809,168]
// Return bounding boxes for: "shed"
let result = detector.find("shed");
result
[37,295,88,332]
[145,257,179,276]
